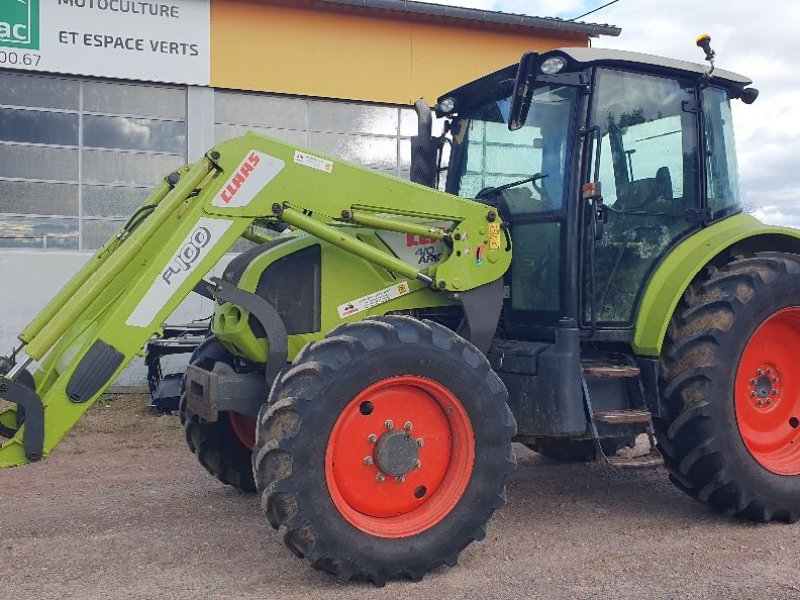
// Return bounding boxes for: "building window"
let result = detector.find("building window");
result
[214,90,418,180]
[0,77,430,251]
[0,71,187,250]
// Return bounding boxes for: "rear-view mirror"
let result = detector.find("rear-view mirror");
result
[508,51,539,131]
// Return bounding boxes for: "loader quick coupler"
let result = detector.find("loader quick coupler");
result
[0,377,45,462]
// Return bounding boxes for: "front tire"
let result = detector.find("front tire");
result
[658,252,800,522]
[180,337,257,493]
[254,316,516,585]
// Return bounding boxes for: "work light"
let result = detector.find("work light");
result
[540,56,567,75]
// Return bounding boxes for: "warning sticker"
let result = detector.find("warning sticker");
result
[294,150,333,174]
[337,281,411,319]
[488,222,501,250]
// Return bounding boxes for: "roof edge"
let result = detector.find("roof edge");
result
[316,0,622,37]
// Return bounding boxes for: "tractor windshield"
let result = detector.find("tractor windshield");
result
[445,83,577,215]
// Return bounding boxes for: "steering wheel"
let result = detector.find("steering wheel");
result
[475,173,551,214]
[531,175,554,208]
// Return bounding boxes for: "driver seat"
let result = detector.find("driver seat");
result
[655,166,673,201]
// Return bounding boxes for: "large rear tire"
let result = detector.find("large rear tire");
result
[180,337,257,493]
[254,316,516,585]
[658,252,800,522]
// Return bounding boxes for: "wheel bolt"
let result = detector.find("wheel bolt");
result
[368,433,377,443]
[750,379,757,385]
[751,391,757,397]
[396,475,405,483]
[757,400,763,406]
[415,460,422,469]
[364,456,374,465]
[404,421,413,431]
[774,378,780,383]
[758,369,764,376]
[773,389,780,395]
[417,438,424,447]
[385,420,394,430]
[767,368,772,375]
[376,473,386,482]
[766,399,773,405]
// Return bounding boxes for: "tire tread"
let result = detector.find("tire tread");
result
[254,316,515,584]
[658,252,800,522]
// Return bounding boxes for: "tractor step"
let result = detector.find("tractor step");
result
[580,363,662,470]
[606,453,664,468]
[582,362,641,378]
[593,408,652,425]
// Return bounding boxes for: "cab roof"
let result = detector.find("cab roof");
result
[439,47,753,111]
[559,47,752,86]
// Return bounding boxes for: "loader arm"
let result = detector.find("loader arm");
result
[0,133,512,467]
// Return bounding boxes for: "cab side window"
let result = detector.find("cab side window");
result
[587,68,700,325]
[703,87,742,218]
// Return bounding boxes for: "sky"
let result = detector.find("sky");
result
[424,0,800,226]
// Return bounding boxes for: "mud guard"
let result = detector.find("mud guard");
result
[457,278,504,355]
[210,277,288,387]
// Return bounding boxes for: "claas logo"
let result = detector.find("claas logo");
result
[219,152,261,204]
[0,0,40,50]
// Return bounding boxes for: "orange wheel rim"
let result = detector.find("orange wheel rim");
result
[325,376,475,538]
[735,307,800,475]
[229,412,257,449]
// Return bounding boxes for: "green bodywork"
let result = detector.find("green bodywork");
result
[213,230,455,363]
[0,133,509,467]
[3,130,799,470]
[633,212,800,356]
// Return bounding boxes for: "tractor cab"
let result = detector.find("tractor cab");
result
[419,46,757,341]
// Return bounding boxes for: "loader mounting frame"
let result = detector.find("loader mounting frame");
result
[0,133,512,467]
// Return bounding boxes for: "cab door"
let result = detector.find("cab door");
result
[445,83,581,340]
[582,68,701,328]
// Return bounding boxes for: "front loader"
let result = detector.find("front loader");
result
[4,37,800,585]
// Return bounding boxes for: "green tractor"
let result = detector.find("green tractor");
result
[3,37,800,585]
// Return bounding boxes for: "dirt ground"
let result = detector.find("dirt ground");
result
[3,395,800,600]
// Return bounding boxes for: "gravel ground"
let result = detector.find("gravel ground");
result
[3,394,800,600]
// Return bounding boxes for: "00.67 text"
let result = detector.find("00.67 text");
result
[0,51,41,67]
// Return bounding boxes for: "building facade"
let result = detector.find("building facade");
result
[0,0,619,381]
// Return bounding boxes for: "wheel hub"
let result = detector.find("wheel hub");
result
[374,430,420,476]
[746,364,782,410]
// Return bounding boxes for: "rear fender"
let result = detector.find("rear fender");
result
[633,213,800,357]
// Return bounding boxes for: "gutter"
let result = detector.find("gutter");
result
[318,0,622,37]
